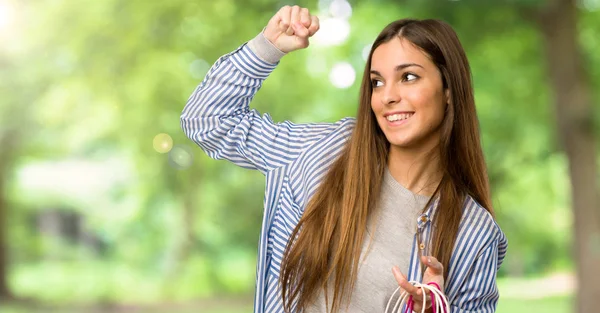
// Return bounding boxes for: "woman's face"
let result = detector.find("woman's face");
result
[370,37,448,152]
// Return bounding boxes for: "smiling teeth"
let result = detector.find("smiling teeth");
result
[386,113,413,122]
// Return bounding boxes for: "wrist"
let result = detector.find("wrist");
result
[247,29,286,64]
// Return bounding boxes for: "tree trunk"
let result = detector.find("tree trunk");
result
[0,178,9,300]
[169,170,200,275]
[0,135,14,300]
[537,1,600,312]
[178,187,196,263]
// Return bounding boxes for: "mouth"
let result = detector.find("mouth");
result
[385,112,414,123]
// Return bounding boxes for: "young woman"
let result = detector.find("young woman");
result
[181,5,507,313]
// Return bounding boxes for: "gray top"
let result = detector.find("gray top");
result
[305,168,431,313]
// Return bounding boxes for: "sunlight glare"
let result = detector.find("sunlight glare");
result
[0,1,15,31]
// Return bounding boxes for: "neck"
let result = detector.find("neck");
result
[387,143,442,197]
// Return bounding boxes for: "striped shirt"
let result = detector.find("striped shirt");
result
[181,33,508,313]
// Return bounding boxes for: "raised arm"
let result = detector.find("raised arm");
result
[181,6,347,174]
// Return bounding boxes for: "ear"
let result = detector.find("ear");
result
[444,88,451,106]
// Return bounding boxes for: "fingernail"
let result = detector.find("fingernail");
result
[428,258,432,264]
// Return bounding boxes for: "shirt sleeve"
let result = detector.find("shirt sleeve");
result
[449,238,505,313]
[180,32,349,175]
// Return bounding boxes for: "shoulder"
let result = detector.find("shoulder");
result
[287,116,356,167]
[461,196,503,239]
[444,196,508,303]
[299,116,356,146]
[272,115,355,133]
[458,195,508,257]
[333,117,356,132]
[326,117,356,143]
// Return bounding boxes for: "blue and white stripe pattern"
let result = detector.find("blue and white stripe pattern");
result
[181,42,508,313]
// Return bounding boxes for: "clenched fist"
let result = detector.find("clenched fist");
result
[263,5,320,53]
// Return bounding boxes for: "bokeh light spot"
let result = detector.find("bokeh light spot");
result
[190,59,209,80]
[306,55,327,77]
[169,145,194,169]
[153,133,173,154]
[329,62,355,89]
[329,0,352,19]
[0,1,15,31]
[582,0,600,11]
[312,18,350,47]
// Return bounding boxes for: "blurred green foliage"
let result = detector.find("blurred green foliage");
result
[1,0,598,311]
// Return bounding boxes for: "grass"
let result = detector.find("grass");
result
[0,272,574,313]
[497,296,572,313]
[0,297,572,313]
[0,303,253,313]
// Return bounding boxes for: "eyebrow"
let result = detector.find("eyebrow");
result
[370,63,424,76]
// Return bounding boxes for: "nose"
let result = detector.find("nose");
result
[381,84,400,105]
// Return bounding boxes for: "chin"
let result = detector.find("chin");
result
[389,142,413,149]
[386,132,441,152]
[384,136,413,148]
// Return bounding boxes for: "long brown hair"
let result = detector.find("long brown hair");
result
[280,19,493,313]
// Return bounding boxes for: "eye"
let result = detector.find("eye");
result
[402,73,419,82]
[371,79,384,88]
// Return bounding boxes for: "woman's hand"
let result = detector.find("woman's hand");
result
[263,5,320,53]
[392,256,445,312]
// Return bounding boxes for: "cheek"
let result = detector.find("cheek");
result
[410,87,445,116]
[370,95,381,114]
[422,96,446,128]
[430,89,447,119]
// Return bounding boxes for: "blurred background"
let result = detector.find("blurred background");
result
[1,0,599,312]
